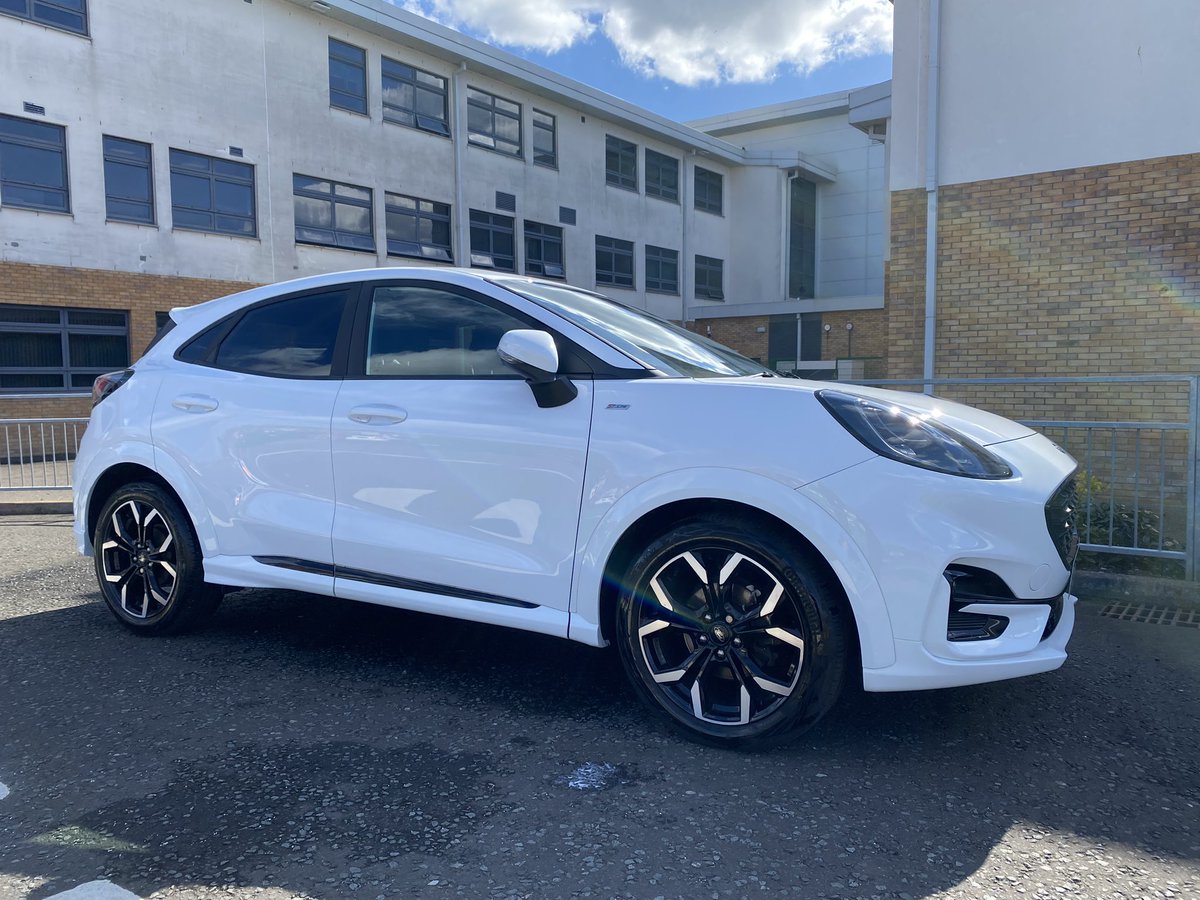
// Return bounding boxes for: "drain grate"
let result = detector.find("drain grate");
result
[1099,602,1200,628]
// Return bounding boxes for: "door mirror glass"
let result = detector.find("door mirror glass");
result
[497,330,559,382]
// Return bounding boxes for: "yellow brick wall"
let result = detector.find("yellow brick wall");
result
[0,262,255,419]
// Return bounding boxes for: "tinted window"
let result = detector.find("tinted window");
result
[169,150,256,237]
[364,286,528,378]
[382,57,449,135]
[329,38,367,115]
[0,303,127,393]
[1,0,87,35]
[605,136,637,190]
[103,135,154,224]
[213,290,348,377]
[0,114,69,213]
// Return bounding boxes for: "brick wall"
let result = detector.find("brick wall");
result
[0,262,255,419]
[698,316,770,363]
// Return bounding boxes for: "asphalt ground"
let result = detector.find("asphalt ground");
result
[0,516,1196,900]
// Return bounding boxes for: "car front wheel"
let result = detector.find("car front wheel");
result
[93,481,221,634]
[616,514,849,748]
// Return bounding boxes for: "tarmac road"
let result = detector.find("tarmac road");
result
[0,515,1196,899]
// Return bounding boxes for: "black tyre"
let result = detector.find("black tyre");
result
[93,481,222,635]
[616,514,850,748]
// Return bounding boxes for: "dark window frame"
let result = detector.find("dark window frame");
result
[532,108,557,169]
[0,113,70,213]
[695,254,724,300]
[293,173,375,253]
[102,135,154,225]
[0,304,128,394]
[168,149,256,237]
[0,0,88,36]
[644,148,679,203]
[385,192,452,262]
[524,220,564,279]
[469,209,515,271]
[466,87,522,157]
[595,235,635,289]
[645,245,679,295]
[694,166,723,215]
[605,135,637,191]
[381,56,449,136]
[328,37,368,116]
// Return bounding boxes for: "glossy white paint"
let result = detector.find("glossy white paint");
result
[74,268,1080,694]
[497,329,559,378]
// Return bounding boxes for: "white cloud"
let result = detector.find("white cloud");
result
[397,0,892,86]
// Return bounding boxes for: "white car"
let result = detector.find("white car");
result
[74,268,1079,746]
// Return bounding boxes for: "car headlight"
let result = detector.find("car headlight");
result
[816,390,1013,479]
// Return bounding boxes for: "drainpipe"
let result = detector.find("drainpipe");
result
[452,63,469,266]
[681,154,692,324]
[923,0,941,395]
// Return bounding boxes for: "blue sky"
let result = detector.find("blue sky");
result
[395,0,894,121]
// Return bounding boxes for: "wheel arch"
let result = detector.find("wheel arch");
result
[568,468,896,671]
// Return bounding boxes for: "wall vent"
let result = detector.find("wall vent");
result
[559,206,576,226]
[22,103,46,116]
[228,146,244,157]
[495,191,516,212]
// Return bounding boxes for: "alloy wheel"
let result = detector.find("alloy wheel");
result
[100,499,179,619]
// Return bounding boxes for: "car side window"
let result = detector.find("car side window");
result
[364,285,530,377]
[212,290,349,377]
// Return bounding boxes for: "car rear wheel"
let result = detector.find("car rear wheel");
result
[93,482,221,634]
[616,514,849,748]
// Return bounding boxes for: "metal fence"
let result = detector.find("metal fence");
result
[4,374,1200,578]
[0,418,88,491]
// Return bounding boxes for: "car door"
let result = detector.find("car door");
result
[329,280,593,626]
[152,285,355,568]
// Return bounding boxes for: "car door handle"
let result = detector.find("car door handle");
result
[348,404,408,425]
[171,394,219,413]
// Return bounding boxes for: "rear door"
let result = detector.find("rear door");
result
[152,285,356,566]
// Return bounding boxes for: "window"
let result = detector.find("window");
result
[695,255,724,300]
[1,0,86,35]
[645,245,678,294]
[103,136,153,224]
[0,305,127,393]
[694,166,723,215]
[169,150,255,236]
[469,210,515,271]
[645,149,678,203]
[789,177,817,299]
[524,221,564,278]
[467,88,521,157]
[328,38,367,115]
[363,285,529,377]
[0,114,68,213]
[293,174,373,252]
[385,193,452,262]
[595,236,634,288]
[532,109,556,168]
[381,58,448,136]
[212,290,349,377]
[605,136,636,190]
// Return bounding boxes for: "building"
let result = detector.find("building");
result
[0,0,887,419]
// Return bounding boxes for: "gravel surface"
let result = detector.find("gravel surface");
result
[0,516,1196,899]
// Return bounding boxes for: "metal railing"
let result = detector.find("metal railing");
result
[0,418,89,491]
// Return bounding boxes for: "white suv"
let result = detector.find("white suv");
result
[74,269,1079,746]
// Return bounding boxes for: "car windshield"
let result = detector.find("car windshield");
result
[489,277,772,378]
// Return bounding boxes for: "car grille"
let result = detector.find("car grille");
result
[1045,472,1080,569]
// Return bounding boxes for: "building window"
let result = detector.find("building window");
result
[532,109,556,168]
[381,58,449,136]
[469,210,515,271]
[0,304,127,393]
[524,221,564,278]
[645,245,678,294]
[169,150,255,237]
[695,255,724,300]
[605,136,637,191]
[645,149,678,203]
[694,166,723,215]
[596,235,634,288]
[1,0,87,35]
[789,177,817,299]
[102,136,153,225]
[329,38,368,115]
[385,192,452,262]
[0,114,69,213]
[467,88,521,157]
[293,174,374,251]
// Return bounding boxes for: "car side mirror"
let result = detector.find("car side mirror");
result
[497,329,579,409]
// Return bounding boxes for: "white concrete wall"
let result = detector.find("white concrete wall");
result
[891,0,1200,191]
